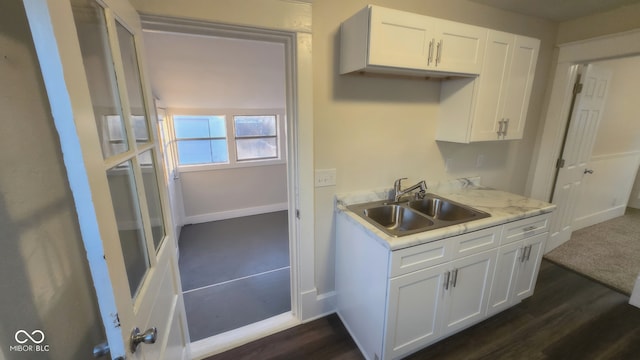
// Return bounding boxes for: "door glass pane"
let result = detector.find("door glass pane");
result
[140,150,166,251]
[116,22,150,145]
[107,161,150,297]
[72,0,128,158]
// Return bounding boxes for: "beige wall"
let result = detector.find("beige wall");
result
[590,56,640,156]
[557,2,640,44]
[180,164,288,220]
[0,1,104,357]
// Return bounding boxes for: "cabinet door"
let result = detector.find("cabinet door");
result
[469,30,513,141]
[385,265,447,360]
[502,35,539,140]
[514,233,546,300]
[486,241,522,316]
[434,19,487,75]
[368,6,434,70]
[441,249,497,335]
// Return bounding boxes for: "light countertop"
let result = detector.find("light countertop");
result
[336,178,556,250]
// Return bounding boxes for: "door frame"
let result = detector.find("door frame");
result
[528,28,640,305]
[138,14,314,357]
[529,28,640,203]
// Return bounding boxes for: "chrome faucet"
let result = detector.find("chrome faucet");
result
[393,178,428,202]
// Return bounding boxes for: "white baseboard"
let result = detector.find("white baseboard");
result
[630,276,640,308]
[572,204,626,231]
[300,289,336,322]
[183,202,288,224]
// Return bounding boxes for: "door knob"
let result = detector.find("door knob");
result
[130,327,157,353]
[584,169,594,174]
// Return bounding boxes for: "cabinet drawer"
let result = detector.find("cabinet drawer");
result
[391,240,452,278]
[500,213,550,245]
[451,226,500,259]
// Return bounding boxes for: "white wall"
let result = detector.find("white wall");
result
[181,164,288,223]
[572,56,640,229]
[0,1,104,357]
[142,29,288,222]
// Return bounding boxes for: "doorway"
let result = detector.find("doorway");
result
[529,29,640,303]
[140,18,299,348]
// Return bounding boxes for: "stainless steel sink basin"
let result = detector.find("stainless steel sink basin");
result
[347,194,490,237]
[364,205,434,233]
[408,197,479,221]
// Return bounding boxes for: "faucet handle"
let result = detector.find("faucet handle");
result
[394,177,408,189]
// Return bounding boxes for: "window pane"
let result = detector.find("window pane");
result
[208,116,226,137]
[140,150,166,251]
[236,138,277,161]
[72,0,128,158]
[107,161,149,298]
[177,140,228,165]
[116,22,150,144]
[234,115,276,137]
[174,116,210,139]
[174,115,226,139]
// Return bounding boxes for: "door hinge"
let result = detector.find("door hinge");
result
[556,158,565,169]
[295,209,300,219]
[573,82,583,95]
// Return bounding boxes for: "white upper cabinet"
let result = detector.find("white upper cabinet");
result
[340,5,487,77]
[437,30,540,142]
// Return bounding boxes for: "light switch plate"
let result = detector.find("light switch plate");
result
[315,168,337,187]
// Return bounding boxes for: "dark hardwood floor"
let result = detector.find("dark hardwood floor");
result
[206,260,640,360]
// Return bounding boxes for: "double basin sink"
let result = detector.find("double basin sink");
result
[347,194,490,237]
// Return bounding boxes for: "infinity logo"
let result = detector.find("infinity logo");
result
[15,330,45,344]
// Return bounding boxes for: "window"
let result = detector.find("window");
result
[173,115,229,165]
[171,110,283,169]
[234,115,278,161]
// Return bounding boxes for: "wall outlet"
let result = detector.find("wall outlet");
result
[315,168,337,187]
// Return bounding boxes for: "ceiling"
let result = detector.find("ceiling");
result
[469,0,640,21]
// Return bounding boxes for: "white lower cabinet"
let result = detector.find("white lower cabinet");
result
[384,249,497,360]
[487,219,549,316]
[441,249,497,335]
[336,212,550,360]
[384,264,447,359]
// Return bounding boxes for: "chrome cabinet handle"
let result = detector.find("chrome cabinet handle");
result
[428,39,434,66]
[523,226,536,232]
[436,40,443,66]
[497,119,504,137]
[130,327,157,353]
[584,169,594,174]
[444,270,451,290]
[504,118,510,137]
[520,247,527,263]
[525,245,533,261]
[451,268,459,288]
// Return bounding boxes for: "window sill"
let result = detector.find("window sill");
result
[177,158,286,173]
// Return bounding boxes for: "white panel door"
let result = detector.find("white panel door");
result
[385,265,447,360]
[368,6,434,70]
[433,19,486,74]
[470,30,513,141]
[486,241,522,316]
[502,35,539,140]
[23,0,189,358]
[548,64,612,252]
[441,249,497,335]
[514,233,546,301]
